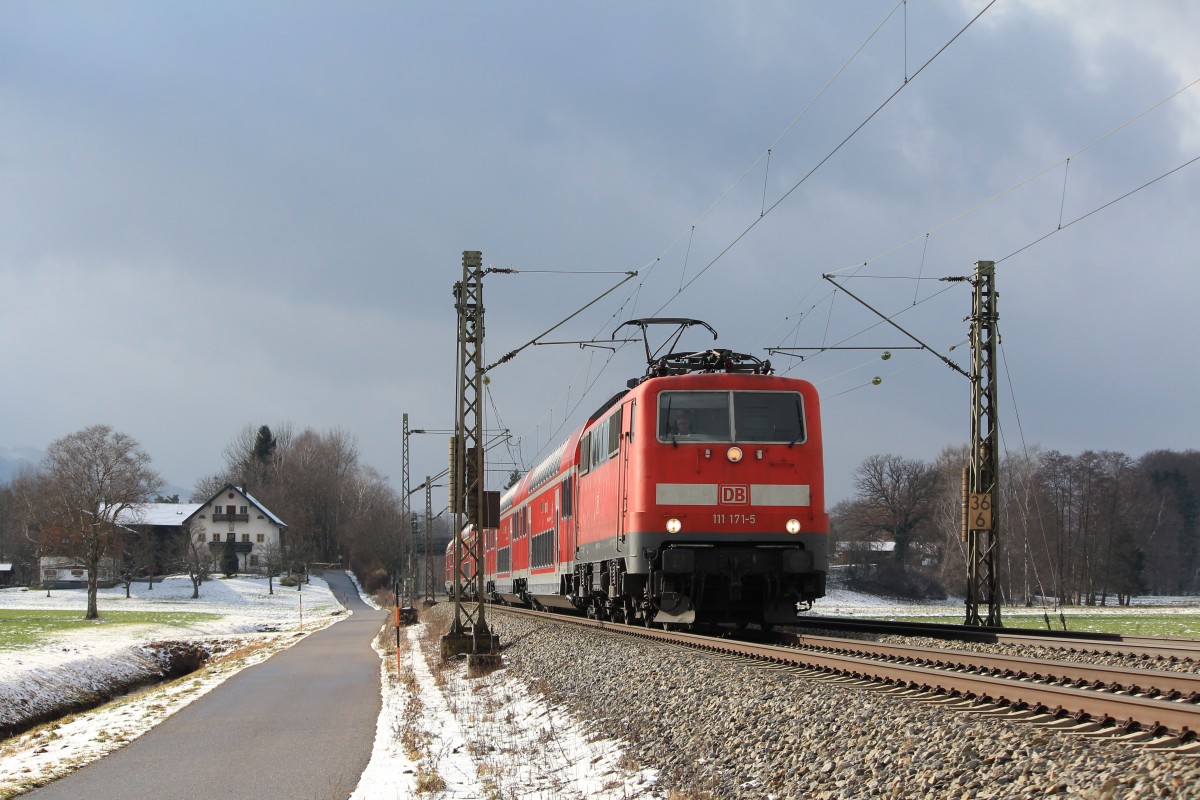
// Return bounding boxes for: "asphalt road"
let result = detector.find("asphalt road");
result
[23,570,388,800]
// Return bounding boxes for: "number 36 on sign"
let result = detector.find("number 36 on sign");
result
[968,493,993,531]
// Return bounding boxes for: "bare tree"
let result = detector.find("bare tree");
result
[1140,449,1200,594]
[115,528,159,598]
[851,454,943,565]
[836,454,944,598]
[201,422,409,586]
[40,425,162,619]
[189,473,228,504]
[930,444,970,595]
[177,521,211,599]
[259,539,285,595]
[1,467,42,586]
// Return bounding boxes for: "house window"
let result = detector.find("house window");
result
[45,569,58,578]
[198,533,207,543]
[227,533,235,542]
[249,555,259,567]
[241,534,250,543]
[257,534,265,543]
[240,506,247,515]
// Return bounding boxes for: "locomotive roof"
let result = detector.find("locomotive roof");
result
[587,390,628,423]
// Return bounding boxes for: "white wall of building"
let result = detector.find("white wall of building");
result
[189,486,285,574]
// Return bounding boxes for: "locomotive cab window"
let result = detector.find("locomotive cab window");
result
[657,390,806,444]
[734,391,805,444]
[658,392,730,441]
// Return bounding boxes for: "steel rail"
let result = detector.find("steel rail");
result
[490,606,1200,740]
[791,616,1200,662]
[776,633,1200,701]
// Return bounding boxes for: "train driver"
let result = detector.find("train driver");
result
[672,411,695,436]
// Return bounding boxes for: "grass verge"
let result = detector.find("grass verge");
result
[0,609,222,650]
[875,611,1200,637]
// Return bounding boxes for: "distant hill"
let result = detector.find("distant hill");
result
[0,446,42,483]
[0,448,189,499]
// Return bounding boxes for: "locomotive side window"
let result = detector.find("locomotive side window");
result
[591,420,608,466]
[579,432,592,475]
[580,412,622,473]
[606,408,622,458]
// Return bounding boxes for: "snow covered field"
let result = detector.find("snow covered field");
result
[0,575,347,797]
[0,575,660,799]
[1,575,1197,798]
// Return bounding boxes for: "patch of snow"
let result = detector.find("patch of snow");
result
[2,575,1196,798]
[349,619,661,800]
[0,575,345,795]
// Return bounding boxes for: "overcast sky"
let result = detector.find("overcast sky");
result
[2,1,1197,506]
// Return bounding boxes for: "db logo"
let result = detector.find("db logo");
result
[719,485,749,505]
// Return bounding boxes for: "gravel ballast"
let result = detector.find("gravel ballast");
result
[451,606,1200,799]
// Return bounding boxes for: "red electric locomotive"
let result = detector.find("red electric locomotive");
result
[482,319,829,628]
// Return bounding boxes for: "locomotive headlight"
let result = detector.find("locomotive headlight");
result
[727,446,744,463]
[786,518,802,534]
[666,518,683,534]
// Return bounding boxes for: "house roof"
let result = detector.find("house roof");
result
[240,488,286,528]
[836,540,896,553]
[183,483,287,529]
[113,503,204,527]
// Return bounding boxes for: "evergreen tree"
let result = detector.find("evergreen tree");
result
[505,469,522,489]
[221,535,239,577]
[253,426,277,472]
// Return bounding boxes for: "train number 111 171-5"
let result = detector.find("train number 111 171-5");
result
[713,513,756,525]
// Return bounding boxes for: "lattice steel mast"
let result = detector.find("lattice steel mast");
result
[423,475,435,603]
[963,260,1001,626]
[442,250,499,663]
[401,412,412,605]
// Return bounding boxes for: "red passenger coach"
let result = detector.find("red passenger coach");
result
[444,527,486,599]
[481,319,829,628]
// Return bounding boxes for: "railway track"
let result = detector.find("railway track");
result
[791,615,1200,663]
[490,606,1200,750]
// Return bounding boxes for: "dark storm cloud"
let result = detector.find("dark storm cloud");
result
[1,1,1197,505]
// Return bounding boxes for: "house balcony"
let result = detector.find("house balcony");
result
[212,513,250,523]
[208,541,254,554]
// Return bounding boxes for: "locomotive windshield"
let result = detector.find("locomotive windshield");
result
[657,390,805,444]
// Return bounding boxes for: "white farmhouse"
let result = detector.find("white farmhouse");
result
[39,556,119,589]
[183,484,288,574]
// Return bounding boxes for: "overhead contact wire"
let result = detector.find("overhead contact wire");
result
[655,0,997,314]
[999,153,1200,264]
[825,74,1200,276]
[640,0,906,285]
